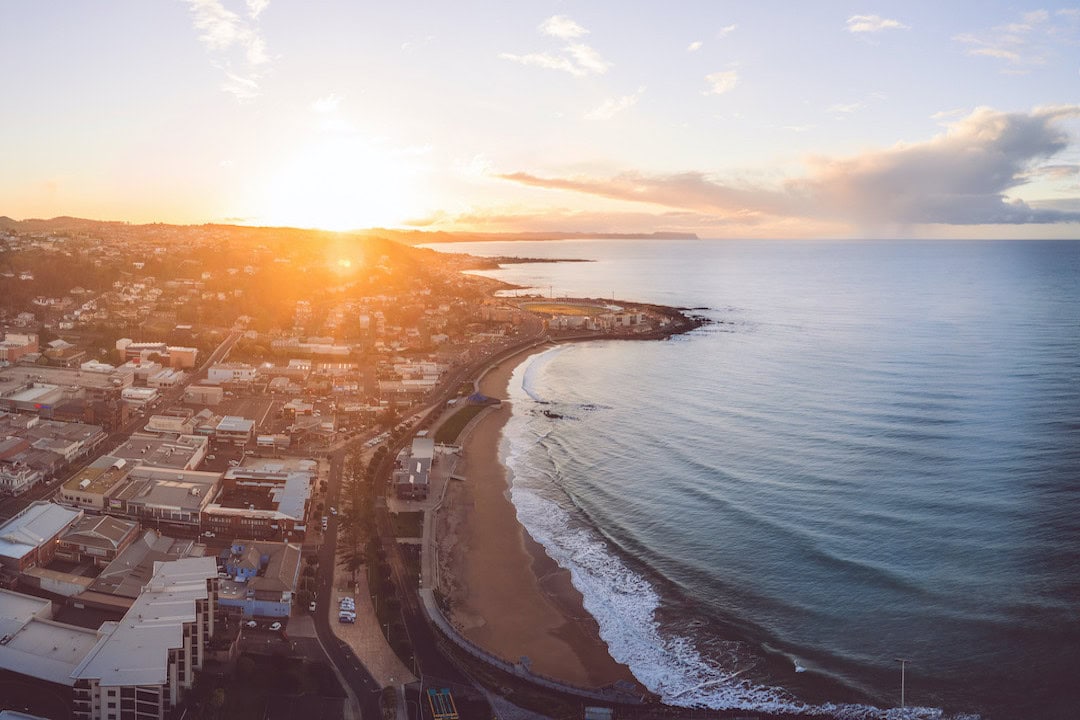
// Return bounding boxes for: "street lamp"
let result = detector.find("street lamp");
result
[894,658,910,708]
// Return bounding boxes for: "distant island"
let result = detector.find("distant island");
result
[365,229,700,244]
[0,216,698,243]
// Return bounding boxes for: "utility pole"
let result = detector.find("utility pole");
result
[894,658,910,708]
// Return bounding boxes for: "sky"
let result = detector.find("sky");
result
[4,1,1080,238]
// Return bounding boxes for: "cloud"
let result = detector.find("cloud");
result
[540,15,589,40]
[585,87,646,120]
[704,70,738,95]
[847,14,909,33]
[955,9,1080,70]
[502,16,610,76]
[717,24,738,38]
[498,106,1080,227]
[312,93,343,113]
[186,0,271,100]
[687,40,703,52]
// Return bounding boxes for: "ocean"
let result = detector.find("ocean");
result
[425,239,1080,720]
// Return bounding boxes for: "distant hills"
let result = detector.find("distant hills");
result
[0,215,698,242]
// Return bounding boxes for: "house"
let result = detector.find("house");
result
[0,502,83,572]
[56,515,141,568]
[393,437,434,500]
[216,540,303,617]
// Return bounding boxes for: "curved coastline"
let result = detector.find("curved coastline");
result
[434,343,641,690]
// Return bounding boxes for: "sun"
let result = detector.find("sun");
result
[257,138,418,230]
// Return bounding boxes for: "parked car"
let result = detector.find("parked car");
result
[245,620,257,628]
[269,621,282,631]
[309,601,317,612]
[338,612,355,624]
[330,506,337,515]
[203,531,215,538]
[207,454,216,460]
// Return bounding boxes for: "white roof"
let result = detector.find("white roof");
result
[411,437,435,459]
[0,588,101,687]
[73,556,216,687]
[217,415,254,433]
[0,502,81,560]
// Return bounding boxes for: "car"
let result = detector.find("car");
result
[330,507,337,515]
[269,621,282,631]
[203,531,215,538]
[207,454,216,460]
[338,613,355,624]
[245,450,255,456]
[245,620,257,628]
[228,460,240,467]
[309,601,317,612]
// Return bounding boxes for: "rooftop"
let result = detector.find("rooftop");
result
[0,588,102,687]
[216,415,254,433]
[73,556,217,687]
[111,434,207,470]
[0,502,82,561]
[90,531,199,598]
[61,515,138,551]
[63,456,131,495]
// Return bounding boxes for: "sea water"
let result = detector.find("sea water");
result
[426,239,1080,720]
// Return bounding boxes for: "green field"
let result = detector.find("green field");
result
[521,302,606,316]
[434,404,486,444]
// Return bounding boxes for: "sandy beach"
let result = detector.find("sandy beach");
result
[436,347,637,689]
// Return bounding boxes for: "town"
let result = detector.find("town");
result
[0,218,705,720]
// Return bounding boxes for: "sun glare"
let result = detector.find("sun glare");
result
[258,138,417,231]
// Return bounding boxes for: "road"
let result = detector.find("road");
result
[312,448,384,720]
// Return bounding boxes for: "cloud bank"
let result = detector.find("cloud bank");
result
[499,106,1080,229]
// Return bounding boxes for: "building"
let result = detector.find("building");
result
[60,457,134,511]
[143,414,196,436]
[0,365,134,406]
[214,415,254,446]
[202,461,314,541]
[394,437,434,500]
[205,363,257,385]
[110,434,208,471]
[56,516,141,568]
[182,384,223,406]
[146,369,184,389]
[71,557,219,720]
[120,387,158,408]
[0,333,39,364]
[217,540,302,618]
[107,467,220,530]
[87,531,198,601]
[115,340,197,369]
[0,589,105,688]
[0,502,83,572]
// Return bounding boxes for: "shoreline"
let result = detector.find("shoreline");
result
[431,335,880,717]
[435,343,640,691]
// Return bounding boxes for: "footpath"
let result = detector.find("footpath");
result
[328,555,418,688]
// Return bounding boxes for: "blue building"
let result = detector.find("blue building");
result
[217,540,302,618]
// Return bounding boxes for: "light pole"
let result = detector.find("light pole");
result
[894,657,910,708]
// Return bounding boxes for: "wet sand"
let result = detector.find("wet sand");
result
[436,348,637,689]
